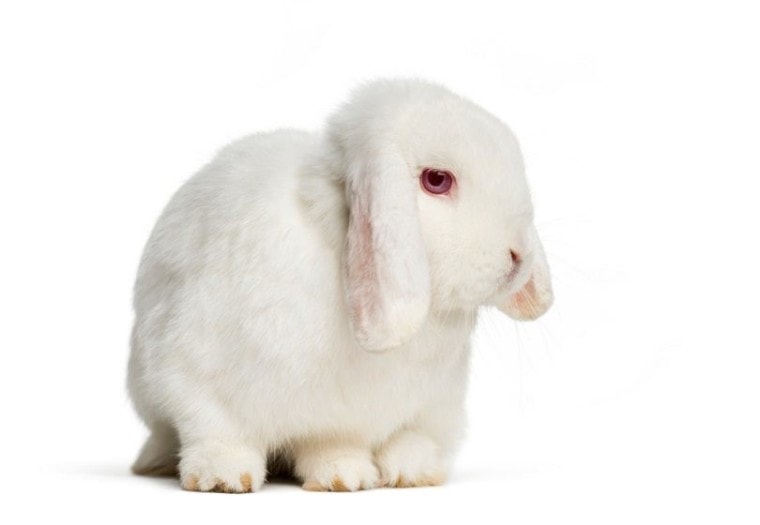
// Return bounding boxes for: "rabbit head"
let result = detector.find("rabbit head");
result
[327,80,553,352]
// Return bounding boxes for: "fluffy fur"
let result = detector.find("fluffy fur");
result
[128,79,553,492]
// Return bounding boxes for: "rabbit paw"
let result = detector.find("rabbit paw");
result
[375,431,446,488]
[179,442,266,493]
[296,444,379,492]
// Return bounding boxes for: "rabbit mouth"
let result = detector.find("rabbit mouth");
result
[505,264,521,284]
[497,264,532,297]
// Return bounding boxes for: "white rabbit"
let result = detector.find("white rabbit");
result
[128,79,553,493]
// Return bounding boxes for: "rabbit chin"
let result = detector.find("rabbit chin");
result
[497,275,554,321]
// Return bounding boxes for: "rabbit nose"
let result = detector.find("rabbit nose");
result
[507,249,522,280]
[509,249,522,268]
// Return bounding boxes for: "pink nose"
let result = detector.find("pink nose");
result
[510,249,521,266]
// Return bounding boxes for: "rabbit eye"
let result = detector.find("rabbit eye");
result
[420,168,454,195]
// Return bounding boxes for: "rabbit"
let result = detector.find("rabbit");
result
[127,78,553,493]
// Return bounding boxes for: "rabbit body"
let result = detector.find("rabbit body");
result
[128,80,552,492]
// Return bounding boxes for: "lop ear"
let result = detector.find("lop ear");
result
[344,150,431,352]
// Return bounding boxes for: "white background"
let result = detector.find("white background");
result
[1,1,758,523]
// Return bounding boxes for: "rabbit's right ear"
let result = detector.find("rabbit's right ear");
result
[344,149,431,352]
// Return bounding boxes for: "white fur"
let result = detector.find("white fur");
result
[128,79,553,492]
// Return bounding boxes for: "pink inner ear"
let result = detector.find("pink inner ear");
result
[346,203,378,330]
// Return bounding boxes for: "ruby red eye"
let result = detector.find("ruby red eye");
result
[420,168,454,195]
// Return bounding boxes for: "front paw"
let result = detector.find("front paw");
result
[295,444,379,492]
[179,442,266,493]
[375,431,446,488]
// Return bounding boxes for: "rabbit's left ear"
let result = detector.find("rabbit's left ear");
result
[344,150,431,352]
